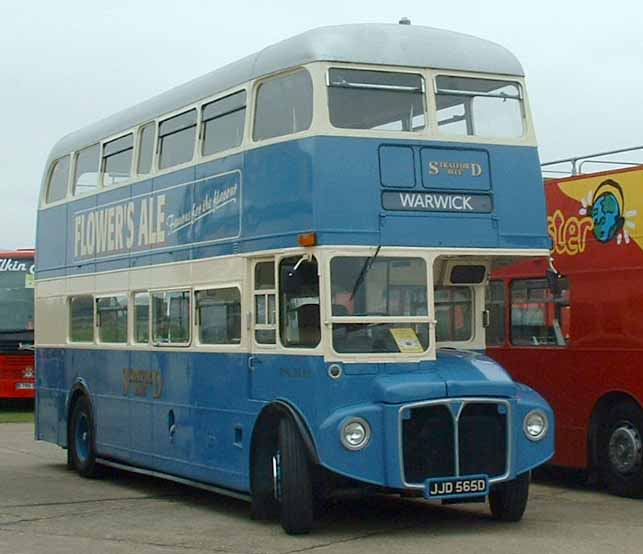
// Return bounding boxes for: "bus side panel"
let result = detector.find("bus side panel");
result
[35,205,68,280]
[86,348,132,460]
[87,349,254,492]
[242,140,315,252]
[35,348,67,446]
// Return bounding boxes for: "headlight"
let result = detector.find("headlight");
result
[523,410,548,441]
[340,418,371,451]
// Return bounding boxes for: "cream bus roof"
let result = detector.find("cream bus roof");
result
[46,23,523,164]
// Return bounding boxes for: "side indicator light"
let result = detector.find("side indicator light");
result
[298,232,317,247]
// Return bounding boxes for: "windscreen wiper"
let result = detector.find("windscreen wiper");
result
[349,245,381,301]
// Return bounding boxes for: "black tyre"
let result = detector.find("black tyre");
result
[277,417,314,534]
[250,442,280,521]
[489,472,530,522]
[599,400,643,497]
[69,396,98,478]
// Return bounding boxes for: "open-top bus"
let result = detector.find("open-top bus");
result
[487,153,643,497]
[35,23,553,533]
[0,249,35,399]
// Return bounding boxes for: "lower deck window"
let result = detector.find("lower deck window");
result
[279,256,320,348]
[69,296,94,342]
[196,288,241,345]
[151,290,190,345]
[254,261,276,344]
[435,286,473,342]
[485,281,506,346]
[133,292,150,343]
[330,256,429,354]
[332,322,430,354]
[96,295,128,343]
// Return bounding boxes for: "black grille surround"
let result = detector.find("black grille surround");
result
[400,399,509,486]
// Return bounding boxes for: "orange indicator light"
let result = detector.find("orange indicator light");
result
[298,232,317,247]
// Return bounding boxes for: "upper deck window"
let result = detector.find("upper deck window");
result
[46,156,70,204]
[202,91,246,156]
[436,76,524,138]
[158,110,197,170]
[102,134,133,186]
[73,144,100,196]
[137,123,155,175]
[253,70,313,141]
[328,69,425,131]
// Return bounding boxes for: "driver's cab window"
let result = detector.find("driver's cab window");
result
[254,261,276,344]
[279,256,320,348]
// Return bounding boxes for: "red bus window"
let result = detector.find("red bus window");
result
[510,278,569,347]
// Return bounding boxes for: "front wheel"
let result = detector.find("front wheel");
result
[69,396,98,478]
[489,472,530,522]
[277,417,315,534]
[599,400,643,497]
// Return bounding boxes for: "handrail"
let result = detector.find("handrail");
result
[541,145,643,176]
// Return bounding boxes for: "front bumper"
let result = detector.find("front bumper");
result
[316,386,554,493]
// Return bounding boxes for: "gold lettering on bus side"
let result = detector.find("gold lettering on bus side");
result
[122,368,163,399]
[548,209,594,256]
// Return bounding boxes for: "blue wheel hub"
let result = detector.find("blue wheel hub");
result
[75,413,90,463]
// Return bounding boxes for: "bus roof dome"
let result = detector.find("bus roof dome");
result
[258,23,524,77]
[47,23,523,163]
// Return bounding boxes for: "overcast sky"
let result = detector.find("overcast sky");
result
[2,0,642,248]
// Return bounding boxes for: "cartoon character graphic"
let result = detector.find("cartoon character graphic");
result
[590,180,624,242]
[579,179,636,245]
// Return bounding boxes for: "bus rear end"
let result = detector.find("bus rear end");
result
[0,251,35,399]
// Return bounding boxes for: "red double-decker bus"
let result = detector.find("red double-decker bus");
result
[0,249,35,399]
[487,155,643,497]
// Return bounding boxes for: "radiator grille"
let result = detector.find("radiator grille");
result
[401,401,508,485]
[402,405,455,483]
[458,403,507,478]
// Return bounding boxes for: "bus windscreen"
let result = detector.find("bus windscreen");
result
[0,258,35,332]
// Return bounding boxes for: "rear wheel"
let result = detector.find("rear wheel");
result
[277,417,315,534]
[489,472,530,522]
[69,396,98,478]
[599,400,643,497]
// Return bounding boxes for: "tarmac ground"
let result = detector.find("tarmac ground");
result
[1,422,642,554]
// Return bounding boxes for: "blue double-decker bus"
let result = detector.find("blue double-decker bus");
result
[35,23,554,534]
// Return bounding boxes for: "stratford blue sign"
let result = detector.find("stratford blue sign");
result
[70,171,241,262]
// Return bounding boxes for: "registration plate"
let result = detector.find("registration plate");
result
[15,383,34,390]
[425,475,488,499]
